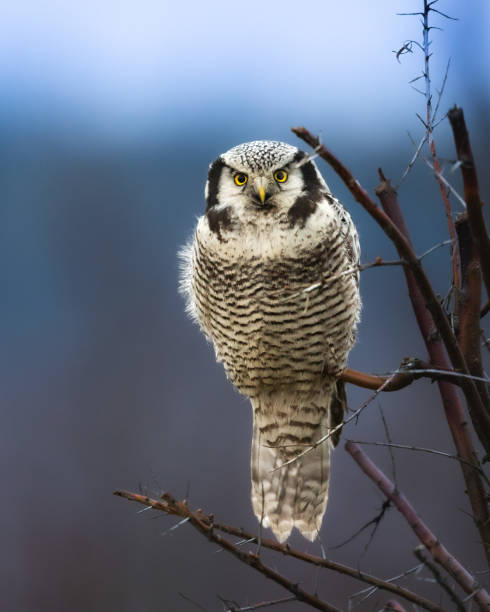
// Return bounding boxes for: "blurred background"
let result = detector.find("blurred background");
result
[1,1,489,610]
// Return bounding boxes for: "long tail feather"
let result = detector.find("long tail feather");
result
[250,383,344,542]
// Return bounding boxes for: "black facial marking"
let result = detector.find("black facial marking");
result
[206,158,225,210]
[288,160,323,228]
[288,194,319,227]
[299,160,323,192]
[207,206,232,241]
[292,150,307,165]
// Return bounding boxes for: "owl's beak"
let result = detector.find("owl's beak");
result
[258,186,266,204]
[253,178,269,204]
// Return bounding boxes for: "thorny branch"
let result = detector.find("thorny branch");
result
[419,1,461,313]
[346,441,490,611]
[114,490,446,612]
[121,492,341,612]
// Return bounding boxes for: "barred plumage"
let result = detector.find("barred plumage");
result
[180,140,361,542]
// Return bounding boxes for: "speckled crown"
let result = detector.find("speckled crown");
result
[221,140,298,173]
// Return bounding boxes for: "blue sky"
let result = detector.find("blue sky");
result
[1,0,488,144]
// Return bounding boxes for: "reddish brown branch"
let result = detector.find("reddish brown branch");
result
[375,175,490,564]
[341,361,488,392]
[448,106,490,300]
[345,441,490,611]
[114,490,446,612]
[341,367,417,392]
[293,129,490,548]
[456,214,490,412]
[291,127,484,415]
[375,176,490,439]
[292,129,490,556]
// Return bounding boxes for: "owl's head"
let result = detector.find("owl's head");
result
[204,141,331,230]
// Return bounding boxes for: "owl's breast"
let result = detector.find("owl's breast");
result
[190,214,360,396]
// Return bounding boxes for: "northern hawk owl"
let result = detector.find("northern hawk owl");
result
[180,140,361,542]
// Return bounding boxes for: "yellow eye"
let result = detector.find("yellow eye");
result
[234,173,248,186]
[274,169,288,183]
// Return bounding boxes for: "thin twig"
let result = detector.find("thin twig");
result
[379,406,398,489]
[432,58,451,124]
[218,595,296,611]
[407,132,467,209]
[329,500,391,553]
[360,240,451,272]
[349,563,424,609]
[397,132,428,188]
[347,439,489,486]
[414,545,467,612]
[274,373,398,468]
[179,591,210,612]
[419,239,452,260]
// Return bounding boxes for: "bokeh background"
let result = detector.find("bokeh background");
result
[2,1,489,610]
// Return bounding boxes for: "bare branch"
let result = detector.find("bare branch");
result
[414,545,467,612]
[114,490,446,612]
[448,106,490,300]
[456,214,490,414]
[290,127,477,396]
[342,362,490,393]
[292,127,490,563]
[345,441,490,610]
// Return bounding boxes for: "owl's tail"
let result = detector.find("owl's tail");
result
[250,381,346,543]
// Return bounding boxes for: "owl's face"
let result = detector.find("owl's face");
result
[204,141,331,232]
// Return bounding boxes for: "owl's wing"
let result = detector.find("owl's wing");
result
[330,196,360,285]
